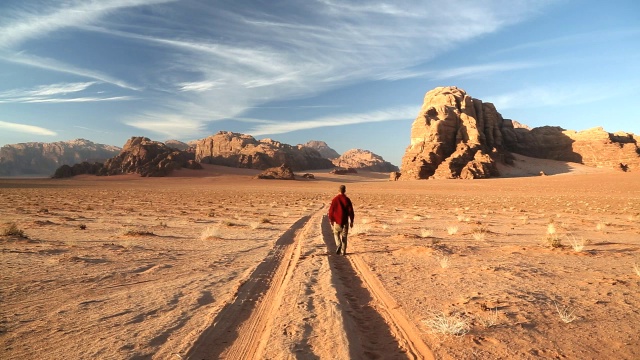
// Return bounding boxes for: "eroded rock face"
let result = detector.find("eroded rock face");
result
[332,149,399,172]
[255,164,295,180]
[164,140,190,151]
[502,125,640,171]
[400,87,505,179]
[0,139,120,177]
[303,140,340,159]
[195,131,333,171]
[401,86,640,179]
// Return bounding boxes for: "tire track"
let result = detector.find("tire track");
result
[321,216,434,360]
[185,214,311,360]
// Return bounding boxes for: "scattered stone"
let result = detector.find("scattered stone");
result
[301,173,315,179]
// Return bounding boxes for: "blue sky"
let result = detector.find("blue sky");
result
[1,0,639,166]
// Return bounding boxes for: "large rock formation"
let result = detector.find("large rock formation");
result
[401,87,505,179]
[195,131,333,171]
[53,137,201,178]
[255,164,295,180]
[332,149,399,172]
[0,139,120,177]
[502,125,640,171]
[164,140,190,151]
[303,140,340,159]
[401,86,640,179]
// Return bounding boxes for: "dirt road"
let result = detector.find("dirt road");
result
[184,209,434,359]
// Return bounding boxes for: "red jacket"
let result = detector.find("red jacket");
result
[329,194,354,226]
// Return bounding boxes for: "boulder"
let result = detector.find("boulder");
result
[332,149,399,172]
[301,173,315,179]
[255,164,295,180]
[196,131,334,171]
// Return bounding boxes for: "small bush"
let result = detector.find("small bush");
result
[79,224,87,230]
[260,218,271,224]
[544,234,562,248]
[201,226,222,240]
[2,223,27,238]
[567,234,589,252]
[439,256,450,268]
[555,303,578,323]
[477,308,499,328]
[547,223,556,235]
[423,311,470,337]
[122,228,154,236]
[596,222,606,232]
[420,228,434,238]
[633,263,640,278]
[446,226,459,236]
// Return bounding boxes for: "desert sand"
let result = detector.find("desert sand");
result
[1,161,639,360]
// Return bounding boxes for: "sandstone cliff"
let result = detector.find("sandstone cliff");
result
[195,131,333,171]
[164,140,190,151]
[303,140,340,159]
[332,149,399,172]
[0,139,121,177]
[401,86,639,179]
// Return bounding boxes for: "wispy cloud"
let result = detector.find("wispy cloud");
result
[0,82,133,103]
[0,52,139,90]
[0,120,57,136]
[0,0,176,48]
[380,61,544,81]
[248,105,418,136]
[487,85,622,110]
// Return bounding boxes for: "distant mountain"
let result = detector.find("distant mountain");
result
[303,140,340,159]
[0,139,121,177]
[195,131,334,171]
[164,140,190,151]
[332,149,399,172]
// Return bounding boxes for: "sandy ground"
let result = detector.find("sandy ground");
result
[1,162,639,360]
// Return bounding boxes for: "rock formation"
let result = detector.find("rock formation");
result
[195,131,334,171]
[303,140,340,159]
[255,164,295,180]
[401,86,640,179]
[53,137,201,178]
[332,149,399,172]
[330,168,358,175]
[0,139,120,177]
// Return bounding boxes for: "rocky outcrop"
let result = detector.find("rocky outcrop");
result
[400,86,507,179]
[332,149,399,172]
[0,139,120,177]
[195,131,334,171]
[303,140,340,159]
[255,164,295,180]
[502,125,640,171]
[53,137,201,178]
[400,86,640,179]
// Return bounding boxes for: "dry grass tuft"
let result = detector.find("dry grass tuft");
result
[555,302,578,323]
[477,308,499,328]
[544,234,562,248]
[200,226,222,240]
[121,227,154,236]
[2,223,27,238]
[423,311,470,337]
[420,228,434,238]
[596,222,606,232]
[439,256,450,268]
[634,263,640,278]
[567,234,589,252]
[446,225,459,236]
[547,223,556,235]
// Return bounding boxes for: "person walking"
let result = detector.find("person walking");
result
[328,184,354,255]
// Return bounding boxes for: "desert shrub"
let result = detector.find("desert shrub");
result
[439,256,450,268]
[420,228,434,238]
[471,225,489,241]
[446,225,459,236]
[122,228,154,236]
[596,222,606,231]
[477,308,499,328]
[79,224,87,230]
[547,223,557,235]
[260,217,271,224]
[555,302,578,323]
[544,234,562,248]
[200,226,222,240]
[423,311,470,337]
[2,223,27,238]
[249,221,260,229]
[633,263,640,278]
[567,234,589,252]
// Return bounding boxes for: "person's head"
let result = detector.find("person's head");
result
[339,185,346,194]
